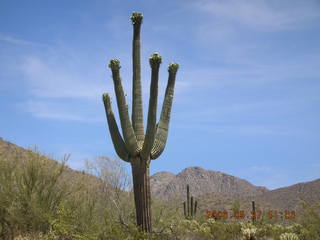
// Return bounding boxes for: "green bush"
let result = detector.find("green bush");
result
[0,147,71,238]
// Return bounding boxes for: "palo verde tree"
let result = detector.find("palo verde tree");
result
[102,12,179,232]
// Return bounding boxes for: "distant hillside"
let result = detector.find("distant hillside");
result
[150,166,269,200]
[255,178,320,209]
[0,137,100,188]
[150,166,320,211]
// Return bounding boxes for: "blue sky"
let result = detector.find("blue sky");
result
[1,0,319,190]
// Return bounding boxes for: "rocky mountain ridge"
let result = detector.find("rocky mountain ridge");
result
[150,166,320,211]
[151,166,269,200]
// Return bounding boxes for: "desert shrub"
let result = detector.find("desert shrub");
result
[13,149,69,232]
[279,232,300,240]
[0,151,19,238]
[13,232,44,240]
[296,201,320,240]
[44,204,97,240]
[164,218,242,240]
[98,213,167,240]
[85,156,136,225]
[151,197,183,235]
[0,147,71,238]
[240,223,257,240]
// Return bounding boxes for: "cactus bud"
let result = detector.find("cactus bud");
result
[130,12,143,25]
[108,59,121,70]
[168,63,179,73]
[149,53,162,67]
[102,93,109,101]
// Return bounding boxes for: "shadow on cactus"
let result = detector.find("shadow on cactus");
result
[102,12,179,232]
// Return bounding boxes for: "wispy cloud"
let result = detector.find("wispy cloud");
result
[0,34,34,46]
[20,56,107,100]
[177,52,320,99]
[14,47,181,122]
[21,100,104,122]
[191,0,320,31]
[177,95,319,120]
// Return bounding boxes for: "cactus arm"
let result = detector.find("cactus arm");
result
[102,93,130,162]
[141,53,161,159]
[109,59,139,156]
[194,201,197,215]
[150,63,179,159]
[131,12,144,149]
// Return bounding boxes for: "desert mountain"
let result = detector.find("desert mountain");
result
[255,178,320,209]
[151,166,269,200]
[151,166,320,211]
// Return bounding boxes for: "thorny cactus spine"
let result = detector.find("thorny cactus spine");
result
[102,12,179,232]
[183,185,198,219]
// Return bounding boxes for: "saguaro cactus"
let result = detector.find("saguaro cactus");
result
[102,12,179,232]
[252,201,256,224]
[183,185,198,219]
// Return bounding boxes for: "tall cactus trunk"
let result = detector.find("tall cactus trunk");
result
[131,158,152,232]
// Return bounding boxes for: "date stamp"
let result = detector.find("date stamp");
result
[205,210,296,220]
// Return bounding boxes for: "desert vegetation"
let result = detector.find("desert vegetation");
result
[1,147,320,240]
[1,8,319,240]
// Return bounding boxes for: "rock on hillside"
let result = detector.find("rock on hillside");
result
[150,171,176,198]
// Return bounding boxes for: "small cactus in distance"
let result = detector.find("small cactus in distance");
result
[252,200,256,224]
[183,185,198,219]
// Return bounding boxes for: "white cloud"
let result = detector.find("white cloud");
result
[20,56,107,100]
[21,100,104,122]
[16,50,181,122]
[178,53,320,92]
[0,34,34,46]
[192,0,320,31]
